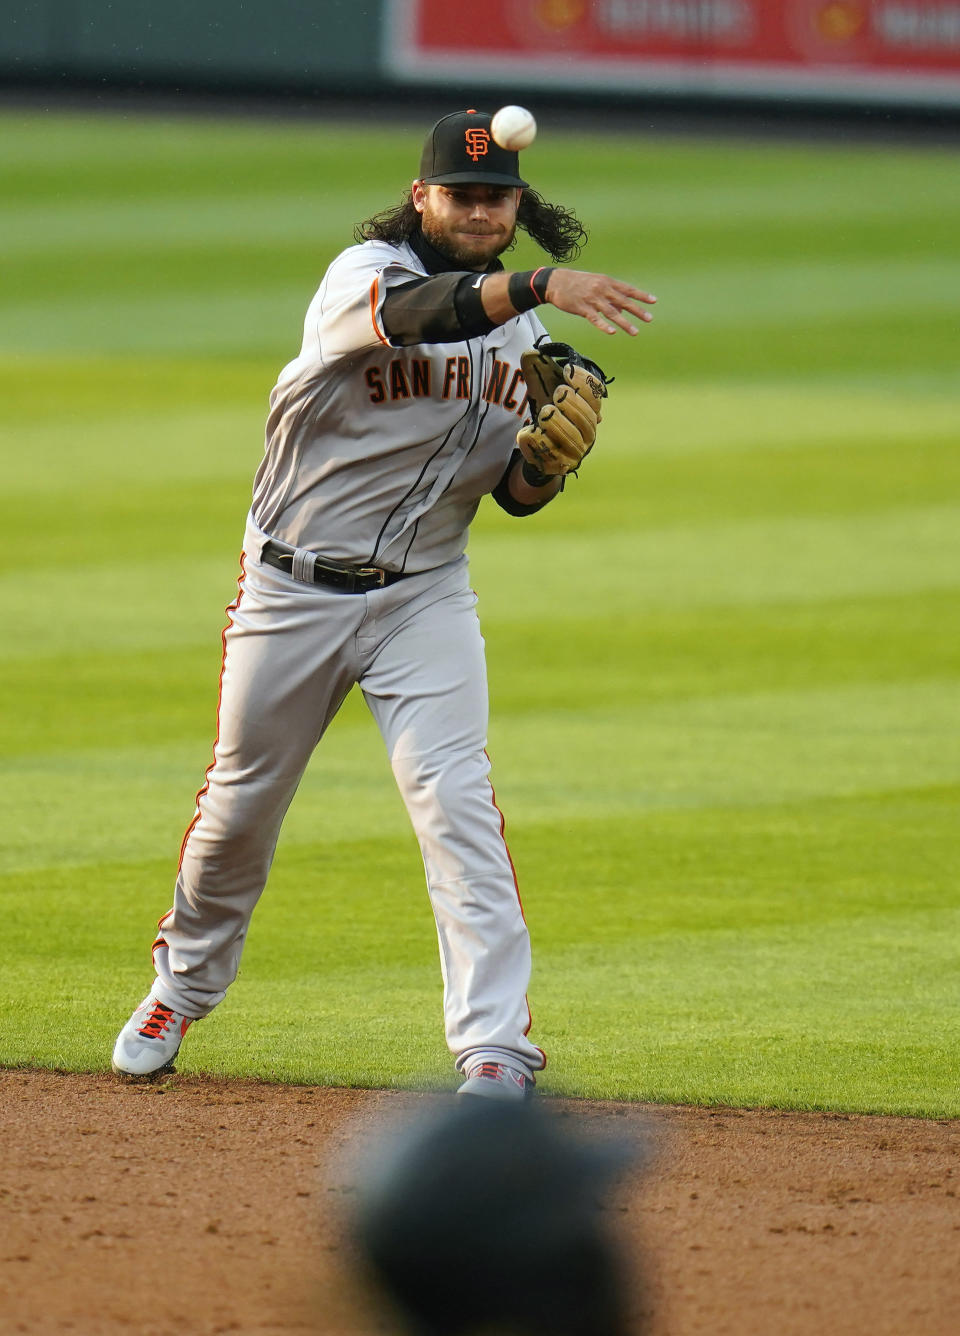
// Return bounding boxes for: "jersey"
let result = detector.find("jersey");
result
[250,239,549,573]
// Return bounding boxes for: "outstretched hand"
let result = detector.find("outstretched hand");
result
[544,269,656,336]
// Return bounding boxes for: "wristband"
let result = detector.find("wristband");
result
[507,267,555,313]
[521,458,555,488]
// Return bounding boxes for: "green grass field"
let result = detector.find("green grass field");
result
[2,110,958,1115]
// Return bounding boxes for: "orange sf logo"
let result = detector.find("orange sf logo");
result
[465,128,490,161]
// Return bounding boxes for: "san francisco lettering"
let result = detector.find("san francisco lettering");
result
[365,355,529,418]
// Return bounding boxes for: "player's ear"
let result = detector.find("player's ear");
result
[412,180,427,214]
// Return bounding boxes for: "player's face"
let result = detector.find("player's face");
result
[413,182,521,270]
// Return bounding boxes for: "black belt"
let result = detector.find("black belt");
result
[261,540,413,593]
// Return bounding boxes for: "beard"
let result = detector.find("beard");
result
[420,210,517,271]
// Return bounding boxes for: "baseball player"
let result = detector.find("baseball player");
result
[112,109,655,1098]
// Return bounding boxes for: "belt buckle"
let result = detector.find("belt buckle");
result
[358,566,387,588]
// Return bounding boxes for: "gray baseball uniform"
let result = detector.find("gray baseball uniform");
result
[147,232,551,1079]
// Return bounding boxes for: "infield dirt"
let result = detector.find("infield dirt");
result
[1,1069,957,1335]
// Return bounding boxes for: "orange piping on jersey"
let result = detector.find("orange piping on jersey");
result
[370,275,391,347]
[177,552,248,872]
[485,748,547,1070]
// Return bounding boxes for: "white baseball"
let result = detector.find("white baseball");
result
[490,106,537,152]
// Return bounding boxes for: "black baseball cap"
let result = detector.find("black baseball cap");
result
[418,109,529,188]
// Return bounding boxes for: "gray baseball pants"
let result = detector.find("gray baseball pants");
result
[150,516,544,1078]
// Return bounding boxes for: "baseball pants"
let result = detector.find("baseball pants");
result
[150,517,544,1077]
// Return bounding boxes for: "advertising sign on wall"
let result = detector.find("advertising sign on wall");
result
[385,1,960,106]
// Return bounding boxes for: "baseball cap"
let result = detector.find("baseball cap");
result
[418,109,529,188]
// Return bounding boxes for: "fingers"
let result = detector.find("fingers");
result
[542,268,657,334]
[516,424,564,475]
[538,406,581,452]
[560,366,604,416]
[552,271,657,336]
[616,283,657,306]
[538,404,590,456]
[591,310,624,336]
[593,288,656,337]
[550,388,597,445]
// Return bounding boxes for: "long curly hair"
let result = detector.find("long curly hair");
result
[354,188,587,264]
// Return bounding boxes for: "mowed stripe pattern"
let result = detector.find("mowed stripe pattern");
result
[0,112,958,1113]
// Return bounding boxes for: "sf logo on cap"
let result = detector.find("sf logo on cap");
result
[465,127,490,161]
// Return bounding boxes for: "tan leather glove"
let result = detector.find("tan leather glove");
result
[516,342,610,478]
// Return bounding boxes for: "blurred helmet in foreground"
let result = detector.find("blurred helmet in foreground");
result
[351,1097,643,1336]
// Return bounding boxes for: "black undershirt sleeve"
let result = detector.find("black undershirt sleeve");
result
[381,273,497,346]
[491,450,554,517]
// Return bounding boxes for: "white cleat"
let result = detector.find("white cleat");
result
[457,1061,533,1101]
[112,994,195,1078]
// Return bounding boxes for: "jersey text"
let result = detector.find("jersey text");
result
[366,359,433,404]
[365,355,529,417]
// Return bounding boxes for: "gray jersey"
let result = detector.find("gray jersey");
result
[251,239,549,573]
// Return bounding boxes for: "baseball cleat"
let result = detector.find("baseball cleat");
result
[457,1061,534,1101]
[111,994,195,1079]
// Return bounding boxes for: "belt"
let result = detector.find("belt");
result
[261,539,413,593]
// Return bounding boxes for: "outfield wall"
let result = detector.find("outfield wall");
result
[3,0,959,110]
[0,0,383,87]
[391,0,960,109]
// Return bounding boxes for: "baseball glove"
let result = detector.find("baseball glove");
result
[516,340,610,478]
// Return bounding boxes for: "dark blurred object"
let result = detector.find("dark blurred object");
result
[352,1097,644,1336]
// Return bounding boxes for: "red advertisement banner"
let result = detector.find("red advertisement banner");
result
[385,0,960,105]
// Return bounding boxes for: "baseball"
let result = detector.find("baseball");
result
[490,105,537,152]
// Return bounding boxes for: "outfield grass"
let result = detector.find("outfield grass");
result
[1,111,958,1115]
